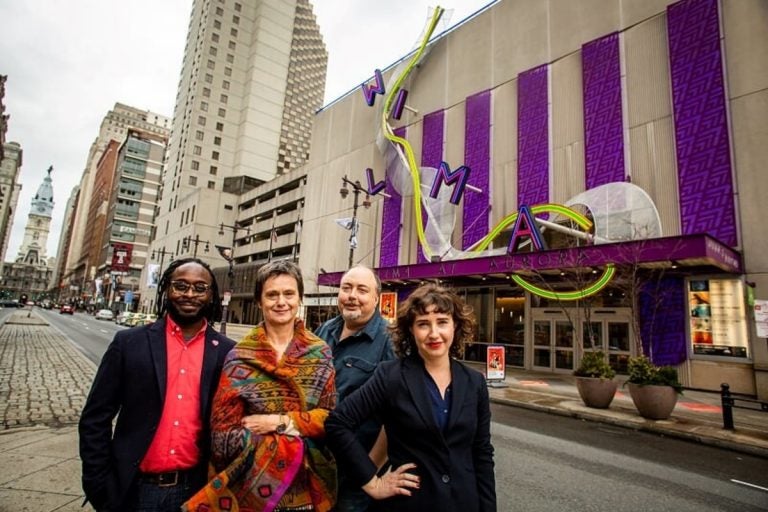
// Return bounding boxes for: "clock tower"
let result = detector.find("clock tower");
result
[16,165,54,265]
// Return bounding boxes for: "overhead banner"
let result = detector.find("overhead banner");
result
[147,264,160,288]
[112,243,132,272]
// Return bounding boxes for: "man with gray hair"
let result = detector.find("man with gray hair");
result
[315,265,394,512]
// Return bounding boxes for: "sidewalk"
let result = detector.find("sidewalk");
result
[0,311,766,511]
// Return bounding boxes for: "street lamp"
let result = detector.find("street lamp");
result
[182,235,211,258]
[339,175,372,269]
[217,223,250,336]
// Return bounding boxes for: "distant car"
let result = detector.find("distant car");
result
[140,314,157,326]
[115,311,136,325]
[95,309,115,321]
[60,304,74,315]
[125,313,146,327]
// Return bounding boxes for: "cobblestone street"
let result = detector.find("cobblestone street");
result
[0,313,95,429]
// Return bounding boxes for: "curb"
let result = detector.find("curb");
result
[490,396,768,459]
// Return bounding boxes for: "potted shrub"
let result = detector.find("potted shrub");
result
[574,351,617,409]
[625,355,683,420]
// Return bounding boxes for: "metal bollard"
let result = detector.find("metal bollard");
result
[721,383,734,430]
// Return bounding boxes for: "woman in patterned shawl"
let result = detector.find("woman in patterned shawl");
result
[183,260,336,512]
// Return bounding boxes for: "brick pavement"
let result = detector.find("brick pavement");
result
[0,312,95,430]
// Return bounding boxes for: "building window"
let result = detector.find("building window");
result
[189,176,197,186]
[194,146,202,155]
[228,41,236,50]
[191,160,200,170]
[198,116,206,126]
[232,15,239,24]
[222,80,230,90]
[200,101,208,111]
[202,87,211,97]
[230,28,238,37]
[234,2,242,11]
[214,136,221,145]
[215,6,223,15]
[205,73,213,84]
[207,59,215,70]
[215,122,224,131]
[212,150,220,160]
[210,166,218,175]
[195,130,204,140]
[214,19,221,29]
[218,108,226,117]
[209,46,217,56]
[220,94,228,104]
[224,67,232,76]
[208,181,216,189]
[211,33,220,43]
[226,53,234,63]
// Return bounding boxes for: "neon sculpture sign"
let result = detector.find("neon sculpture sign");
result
[357,6,615,301]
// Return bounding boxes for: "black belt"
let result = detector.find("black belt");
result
[139,469,192,487]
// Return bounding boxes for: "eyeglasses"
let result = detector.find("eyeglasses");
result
[170,281,212,295]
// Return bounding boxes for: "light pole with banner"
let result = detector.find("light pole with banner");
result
[216,222,250,335]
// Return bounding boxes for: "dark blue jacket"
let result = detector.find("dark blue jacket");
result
[78,318,234,511]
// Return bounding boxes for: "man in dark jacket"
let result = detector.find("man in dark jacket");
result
[79,258,235,511]
[315,265,395,512]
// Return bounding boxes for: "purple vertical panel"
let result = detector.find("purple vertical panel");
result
[583,33,625,189]
[517,64,549,207]
[463,90,491,249]
[640,277,687,366]
[379,126,406,268]
[420,110,445,263]
[668,0,736,246]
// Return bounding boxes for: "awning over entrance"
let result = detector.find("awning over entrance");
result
[317,234,742,288]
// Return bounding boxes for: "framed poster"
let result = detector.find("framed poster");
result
[688,278,748,358]
[379,292,397,322]
[486,345,506,381]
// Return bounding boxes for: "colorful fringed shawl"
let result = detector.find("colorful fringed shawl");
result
[182,319,337,512]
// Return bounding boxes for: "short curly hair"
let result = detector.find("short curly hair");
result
[390,283,476,359]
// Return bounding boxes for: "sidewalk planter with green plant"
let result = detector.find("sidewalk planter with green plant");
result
[574,351,618,409]
[626,355,683,420]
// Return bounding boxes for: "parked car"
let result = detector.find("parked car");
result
[139,314,157,326]
[125,313,147,327]
[60,304,74,315]
[115,311,136,325]
[95,309,115,321]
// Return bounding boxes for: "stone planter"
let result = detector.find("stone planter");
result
[627,382,679,420]
[575,377,618,409]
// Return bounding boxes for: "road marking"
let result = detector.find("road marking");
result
[100,329,108,334]
[731,479,768,492]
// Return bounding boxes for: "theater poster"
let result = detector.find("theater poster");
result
[486,345,506,381]
[379,292,397,323]
[688,278,748,358]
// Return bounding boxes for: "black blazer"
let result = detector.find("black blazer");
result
[326,355,496,512]
[78,318,234,511]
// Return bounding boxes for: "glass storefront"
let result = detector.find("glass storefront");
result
[458,284,633,374]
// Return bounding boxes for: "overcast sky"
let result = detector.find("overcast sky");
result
[0,0,494,262]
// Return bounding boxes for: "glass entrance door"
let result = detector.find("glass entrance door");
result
[580,311,632,374]
[532,317,575,372]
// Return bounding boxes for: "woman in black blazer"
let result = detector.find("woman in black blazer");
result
[326,283,496,512]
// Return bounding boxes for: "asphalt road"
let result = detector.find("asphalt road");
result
[36,308,126,364]
[491,404,768,511]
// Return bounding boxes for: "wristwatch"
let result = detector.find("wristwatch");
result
[276,415,287,434]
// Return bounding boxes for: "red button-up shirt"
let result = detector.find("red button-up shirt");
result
[140,317,207,473]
